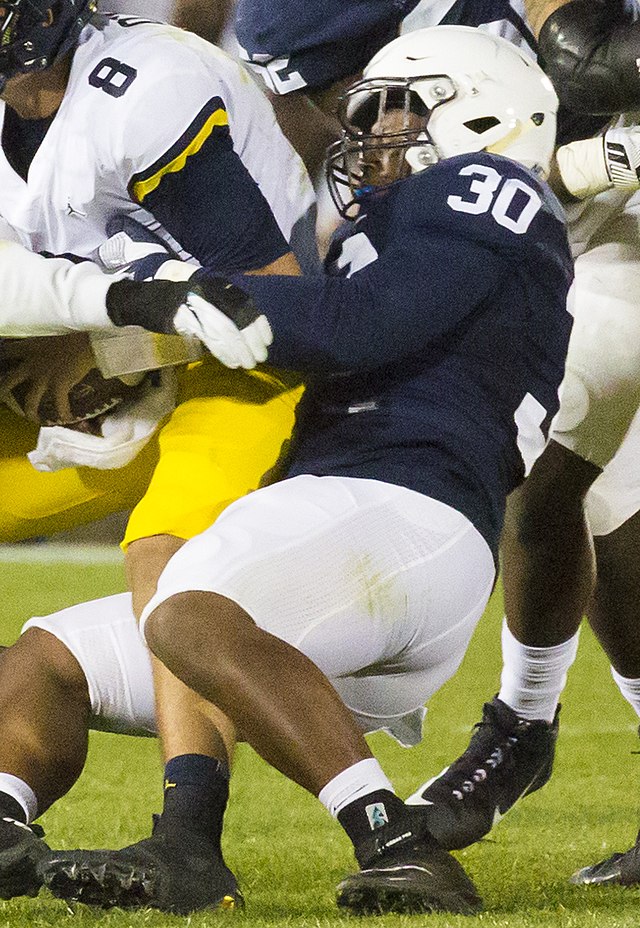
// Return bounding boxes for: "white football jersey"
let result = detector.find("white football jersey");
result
[401,1,536,56]
[0,15,315,267]
[403,0,640,67]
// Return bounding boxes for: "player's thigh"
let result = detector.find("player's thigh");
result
[143,475,495,684]
[123,360,302,546]
[552,208,640,469]
[23,593,156,736]
[0,406,157,543]
[585,406,640,536]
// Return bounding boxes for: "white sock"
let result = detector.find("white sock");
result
[498,619,580,722]
[0,774,37,823]
[318,759,395,818]
[611,667,640,719]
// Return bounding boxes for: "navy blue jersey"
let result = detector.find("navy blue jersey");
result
[236,0,420,93]
[236,0,607,142]
[227,153,573,561]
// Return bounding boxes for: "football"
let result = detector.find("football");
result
[0,334,148,429]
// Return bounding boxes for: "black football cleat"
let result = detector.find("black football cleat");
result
[336,808,482,916]
[570,834,640,886]
[41,816,241,914]
[407,696,559,850]
[0,816,50,899]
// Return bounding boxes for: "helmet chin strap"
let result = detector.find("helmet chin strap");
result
[484,120,546,175]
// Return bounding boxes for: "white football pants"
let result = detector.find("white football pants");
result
[27,477,495,747]
[556,187,640,535]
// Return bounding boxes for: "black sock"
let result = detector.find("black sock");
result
[338,789,411,861]
[159,754,229,850]
[0,792,27,824]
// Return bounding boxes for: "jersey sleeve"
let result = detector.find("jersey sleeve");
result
[235,0,419,93]
[225,154,571,374]
[112,42,290,272]
[226,233,509,373]
[0,242,116,336]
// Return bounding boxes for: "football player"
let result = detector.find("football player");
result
[235,0,640,884]
[0,0,318,912]
[37,26,572,915]
[401,0,640,888]
[43,0,640,896]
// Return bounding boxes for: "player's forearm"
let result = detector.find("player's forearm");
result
[0,243,118,336]
[537,0,640,113]
[230,246,502,373]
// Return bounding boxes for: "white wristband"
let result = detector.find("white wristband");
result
[556,137,612,200]
[557,128,640,200]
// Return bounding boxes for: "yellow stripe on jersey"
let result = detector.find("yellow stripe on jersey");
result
[133,107,229,203]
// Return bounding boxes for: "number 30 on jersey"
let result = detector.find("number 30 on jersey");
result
[447,164,541,235]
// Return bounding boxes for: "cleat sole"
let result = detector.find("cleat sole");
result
[337,864,482,916]
[42,850,243,913]
[43,853,160,909]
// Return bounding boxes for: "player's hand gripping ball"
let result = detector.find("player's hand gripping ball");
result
[0,332,145,431]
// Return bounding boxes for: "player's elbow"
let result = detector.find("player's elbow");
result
[538,1,635,114]
[539,56,600,114]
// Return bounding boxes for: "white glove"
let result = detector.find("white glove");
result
[173,291,273,370]
[28,369,177,472]
[101,221,273,371]
[557,126,640,199]
[99,214,200,282]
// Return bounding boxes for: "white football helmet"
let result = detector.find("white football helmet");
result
[327,25,559,217]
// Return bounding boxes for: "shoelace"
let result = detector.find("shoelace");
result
[449,733,519,801]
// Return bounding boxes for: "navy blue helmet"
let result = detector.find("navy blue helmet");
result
[0,0,96,90]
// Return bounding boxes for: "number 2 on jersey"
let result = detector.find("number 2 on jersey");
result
[447,164,541,234]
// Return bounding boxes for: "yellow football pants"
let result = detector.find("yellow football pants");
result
[0,359,302,546]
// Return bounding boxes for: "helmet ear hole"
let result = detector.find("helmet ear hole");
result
[463,116,501,134]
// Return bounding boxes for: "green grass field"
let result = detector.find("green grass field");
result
[1,545,639,928]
